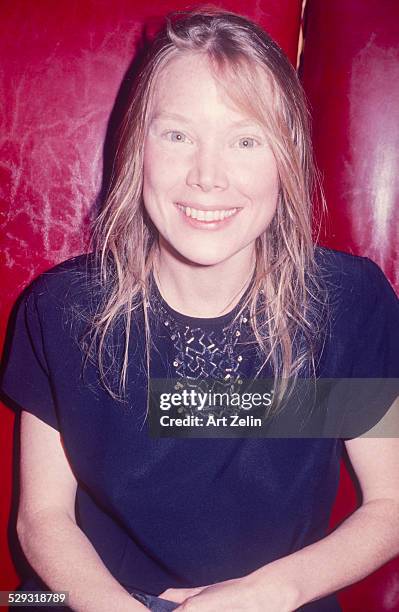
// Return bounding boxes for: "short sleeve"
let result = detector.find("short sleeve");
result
[1,287,60,430]
[351,257,399,378]
[331,257,399,438]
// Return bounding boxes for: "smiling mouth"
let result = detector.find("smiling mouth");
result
[176,203,240,222]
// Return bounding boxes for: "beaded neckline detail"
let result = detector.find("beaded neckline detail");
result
[149,278,252,413]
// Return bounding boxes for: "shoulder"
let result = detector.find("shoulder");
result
[313,246,399,377]
[25,252,101,315]
[314,245,398,316]
[314,245,384,286]
[22,253,144,346]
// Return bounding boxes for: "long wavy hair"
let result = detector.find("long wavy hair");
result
[84,7,327,414]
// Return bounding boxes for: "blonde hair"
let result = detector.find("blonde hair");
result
[84,7,327,415]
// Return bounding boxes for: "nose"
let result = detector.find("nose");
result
[186,143,229,192]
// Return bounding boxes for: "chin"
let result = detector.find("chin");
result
[160,232,253,269]
[170,244,234,268]
[181,252,229,268]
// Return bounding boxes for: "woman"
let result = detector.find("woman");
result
[2,8,399,612]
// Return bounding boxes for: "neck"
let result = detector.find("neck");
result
[153,240,255,318]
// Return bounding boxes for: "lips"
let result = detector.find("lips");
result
[176,202,240,222]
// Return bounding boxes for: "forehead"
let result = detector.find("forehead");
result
[157,52,204,85]
[152,53,227,108]
[150,51,273,122]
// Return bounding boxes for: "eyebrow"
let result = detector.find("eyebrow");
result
[150,111,261,130]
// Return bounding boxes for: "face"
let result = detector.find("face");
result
[143,52,279,269]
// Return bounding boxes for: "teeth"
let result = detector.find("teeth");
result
[177,204,238,222]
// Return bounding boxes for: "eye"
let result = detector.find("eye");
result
[236,137,259,149]
[163,130,191,144]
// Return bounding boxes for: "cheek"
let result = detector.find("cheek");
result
[143,159,168,213]
[238,156,279,211]
[143,143,185,199]
[256,172,280,209]
[144,134,188,174]
[143,143,162,189]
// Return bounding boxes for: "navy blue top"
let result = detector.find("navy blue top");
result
[1,247,399,612]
